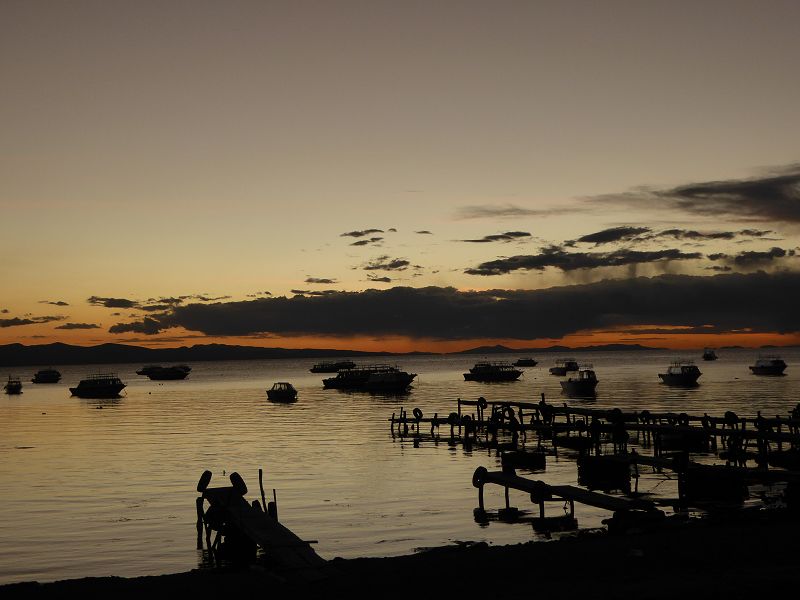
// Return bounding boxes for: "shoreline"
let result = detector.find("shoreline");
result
[5,509,799,598]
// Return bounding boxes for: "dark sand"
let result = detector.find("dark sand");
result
[5,510,799,598]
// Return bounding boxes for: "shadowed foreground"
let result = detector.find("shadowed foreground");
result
[4,509,799,598]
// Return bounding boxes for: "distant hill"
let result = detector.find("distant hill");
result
[455,343,659,354]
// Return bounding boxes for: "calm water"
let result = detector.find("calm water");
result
[1,349,799,584]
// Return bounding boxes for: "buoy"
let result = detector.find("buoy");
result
[413,407,423,420]
[196,470,213,493]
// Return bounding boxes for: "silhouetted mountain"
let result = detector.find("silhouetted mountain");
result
[456,343,659,354]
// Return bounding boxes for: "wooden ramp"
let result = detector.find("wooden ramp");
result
[203,486,329,579]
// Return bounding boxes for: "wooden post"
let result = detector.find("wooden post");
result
[478,484,485,511]
[195,496,204,549]
[505,486,510,510]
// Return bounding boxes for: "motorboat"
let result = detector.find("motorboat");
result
[549,358,579,376]
[31,368,61,383]
[463,362,522,382]
[137,364,191,379]
[560,366,598,397]
[702,348,718,361]
[4,375,22,395]
[658,361,702,386]
[513,358,538,367]
[310,360,357,373]
[69,373,126,398]
[323,364,416,391]
[267,382,298,403]
[749,355,787,376]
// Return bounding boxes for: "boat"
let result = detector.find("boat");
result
[136,364,191,378]
[513,358,538,367]
[267,382,298,402]
[549,358,579,376]
[702,348,718,361]
[658,361,702,386]
[323,364,416,391]
[463,362,522,382]
[69,373,127,398]
[142,365,191,380]
[560,366,598,397]
[4,376,22,395]
[749,355,787,376]
[31,368,61,383]
[309,360,357,373]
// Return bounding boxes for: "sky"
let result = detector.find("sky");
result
[2,0,800,351]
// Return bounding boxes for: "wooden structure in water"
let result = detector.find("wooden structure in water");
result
[195,469,329,580]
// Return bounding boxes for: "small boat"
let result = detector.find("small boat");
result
[658,361,702,386]
[513,358,538,367]
[463,362,522,382]
[310,360,357,373]
[4,375,22,395]
[267,382,298,402]
[137,364,191,378]
[69,373,126,398]
[560,366,598,397]
[549,358,579,376]
[324,365,416,391]
[31,368,62,383]
[750,355,787,376]
[141,365,191,380]
[702,348,718,361]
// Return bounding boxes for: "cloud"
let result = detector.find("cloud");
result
[290,289,340,297]
[465,247,702,276]
[103,272,800,340]
[1,309,8,314]
[87,296,139,309]
[454,204,552,220]
[459,231,532,243]
[39,300,70,306]
[341,229,384,238]
[363,256,411,271]
[55,322,101,330]
[415,230,434,235]
[179,294,232,302]
[108,317,164,335]
[597,164,800,223]
[732,247,788,265]
[367,275,392,283]
[305,277,338,284]
[350,237,383,246]
[0,315,65,328]
[575,227,652,245]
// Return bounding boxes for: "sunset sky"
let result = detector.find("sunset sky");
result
[2,1,800,351]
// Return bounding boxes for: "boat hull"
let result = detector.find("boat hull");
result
[514,359,537,367]
[146,369,189,380]
[267,391,298,403]
[464,371,521,382]
[560,380,598,396]
[4,385,22,395]
[363,373,417,392]
[70,385,126,398]
[750,366,786,376]
[658,373,700,386]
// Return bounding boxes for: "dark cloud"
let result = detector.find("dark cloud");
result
[39,300,70,306]
[55,322,101,330]
[139,304,174,312]
[454,204,552,220]
[108,317,164,335]
[0,316,65,328]
[305,277,338,284]
[465,247,702,276]
[705,266,733,272]
[87,296,139,309]
[460,231,532,243]
[575,227,651,245]
[1,309,9,314]
[363,256,411,271]
[599,164,800,222]
[101,272,800,340]
[350,237,383,246]
[367,275,392,283]
[732,247,787,265]
[290,289,340,297]
[341,229,384,238]
[388,228,397,232]
[415,230,433,235]
[179,294,232,302]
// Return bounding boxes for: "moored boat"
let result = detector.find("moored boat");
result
[560,366,598,397]
[4,375,23,395]
[310,360,357,373]
[463,362,522,382]
[143,365,191,380]
[513,357,538,367]
[702,348,718,361]
[69,373,126,398]
[549,358,579,376]
[267,382,298,402]
[31,368,61,383]
[658,361,702,386]
[323,364,416,391]
[749,355,787,376]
